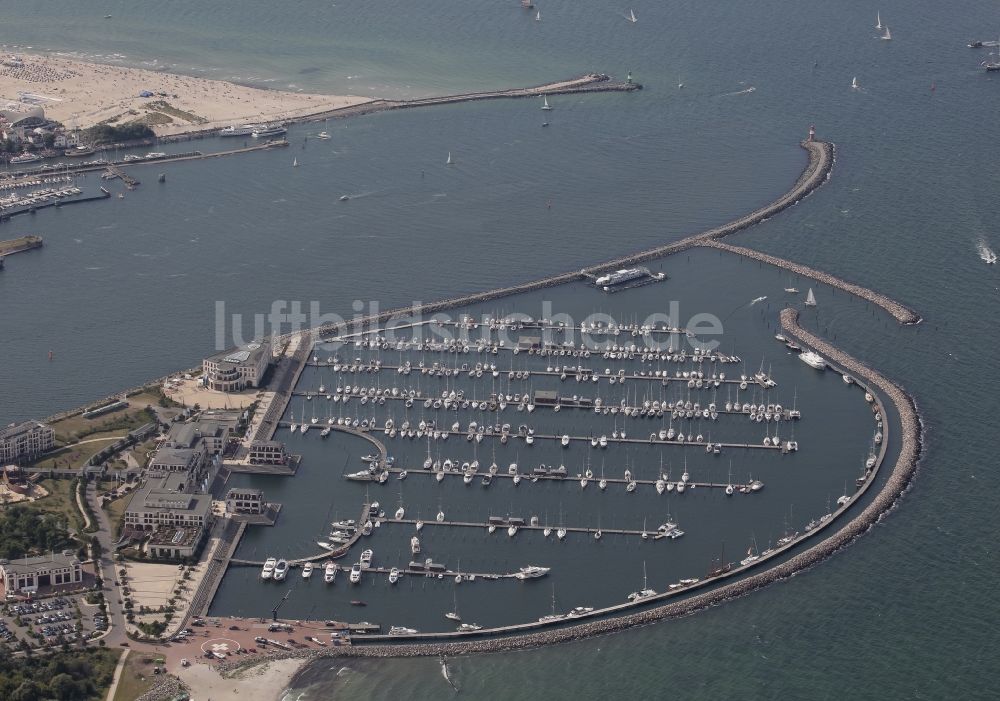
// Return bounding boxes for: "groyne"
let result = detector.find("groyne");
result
[156,73,639,143]
[703,239,921,324]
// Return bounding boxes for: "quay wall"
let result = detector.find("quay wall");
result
[205,309,920,667]
[703,239,921,324]
[0,235,43,255]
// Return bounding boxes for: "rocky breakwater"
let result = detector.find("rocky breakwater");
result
[704,239,921,324]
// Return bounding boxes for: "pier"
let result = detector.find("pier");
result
[157,74,640,143]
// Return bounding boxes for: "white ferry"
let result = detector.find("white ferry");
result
[218,124,258,137]
[10,153,41,164]
[252,124,287,138]
[595,267,646,289]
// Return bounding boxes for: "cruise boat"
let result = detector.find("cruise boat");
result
[273,559,289,581]
[64,146,96,157]
[253,124,287,138]
[515,565,550,580]
[799,351,826,370]
[261,557,277,580]
[219,124,257,137]
[324,561,338,583]
[302,562,314,579]
[349,563,363,584]
[10,153,41,164]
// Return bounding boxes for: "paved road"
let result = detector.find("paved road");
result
[85,481,129,649]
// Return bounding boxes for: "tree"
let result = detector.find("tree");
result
[49,673,78,700]
[10,680,40,701]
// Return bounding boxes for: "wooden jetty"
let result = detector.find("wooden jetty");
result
[379,468,762,492]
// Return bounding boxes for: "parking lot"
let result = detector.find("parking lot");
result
[2,595,105,648]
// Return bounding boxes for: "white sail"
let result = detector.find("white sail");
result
[446,151,453,165]
[882,26,891,40]
[536,10,541,20]
[805,288,817,306]
[876,12,881,29]
[293,158,298,167]
[629,9,637,23]
[851,76,858,89]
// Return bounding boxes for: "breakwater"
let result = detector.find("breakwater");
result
[0,234,43,256]
[703,239,921,324]
[156,73,639,144]
[202,310,920,667]
[0,191,111,223]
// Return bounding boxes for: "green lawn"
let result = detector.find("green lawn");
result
[31,478,85,534]
[50,393,160,442]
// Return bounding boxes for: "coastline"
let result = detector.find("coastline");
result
[0,52,372,135]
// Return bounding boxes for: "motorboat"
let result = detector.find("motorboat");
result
[514,565,550,580]
[324,562,338,583]
[302,562,314,579]
[349,563,363,583]
[273,559,288,581]
[261,557,277,580]
[388,567,400,584]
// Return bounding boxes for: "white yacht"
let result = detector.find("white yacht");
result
[273,559,288,581]
[324,561,338,583]
[261,557,277,580]
[388,567,400,584]
[302,562,314,579]
[349,563,363,583]
[458,622,483,632]
[515,565,550,580]
[360,549,374,568]
[411,536,421,555]
[389,626,417,635]
[799,351,826,370]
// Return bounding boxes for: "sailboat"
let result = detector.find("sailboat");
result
[805,288,817,307]
[851,76,859,90]
[535,10,541,21]
[446,151,453,165]
[881,25,892,41]
[445,590,462,622]
[627,9,637,23]
[541,96,552,111]
[876,11,881,30]
[292,158,298,167]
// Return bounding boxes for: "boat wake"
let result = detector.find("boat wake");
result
[977,239,997,264]
[440,656,459,692]
[720,86,756,97]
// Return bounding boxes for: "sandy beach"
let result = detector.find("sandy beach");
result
[175,657,307,701]
[0,52,372,135]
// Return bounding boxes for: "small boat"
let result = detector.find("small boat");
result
[446,151,453,165]
[535,10,541,21]
[458,622,483,632]
[339,194,350,201]
[515,565,550,580]
[350,599,367,606]
[389,567,400,584]
[324,561,338,583]
[292,158,298,167]
[627,8,637,23]
[805,288,817,307]
[389,626,416,635]
[799,351,826,370]
[349,564,363,584]
[261,557,277,580]
[851,76,859,90]
[360,549,374,568]
[317,131,331,140]
[784,287,799,293]
[881,25,891,41]
[302,562,314,579]
[541,96,552,111]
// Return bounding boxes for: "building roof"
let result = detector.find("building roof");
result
[250,440,284,450]
[149,446,200,469]
[0,421,51,441]
[206,339,270,368]
[226,487,263,498]
[126,475,212,518]
[0,551,78,575]
[147,525,200,548]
